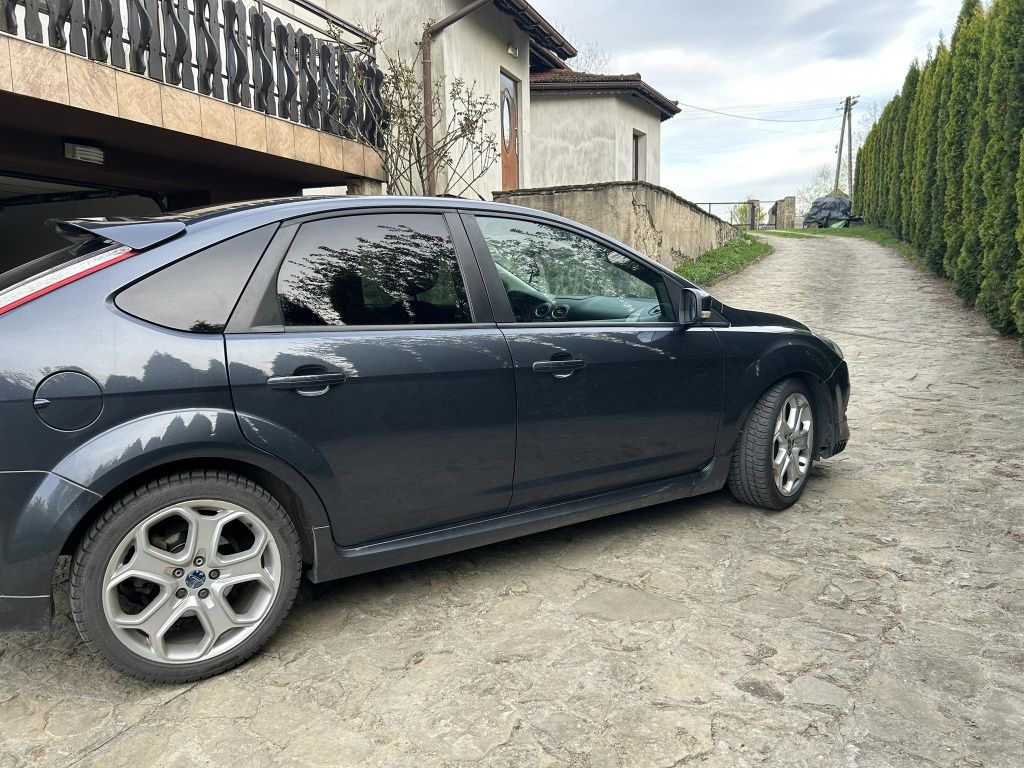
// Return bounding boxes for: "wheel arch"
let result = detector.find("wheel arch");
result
[787,370,833,447]
[715,338,840,459]
[43,410,328,568]
[60,456,323,566]
[731,370,836,456]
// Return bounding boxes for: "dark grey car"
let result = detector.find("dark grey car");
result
[0,197,850,681]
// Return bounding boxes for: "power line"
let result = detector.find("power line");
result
[670,115,841,137]
[676,98,845,118]
[691,97,845,110]
[676,100,843,123]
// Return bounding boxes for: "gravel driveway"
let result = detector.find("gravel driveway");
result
[3,233,1024,767]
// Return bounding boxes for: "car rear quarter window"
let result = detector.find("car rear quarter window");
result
[115,225,275,333]
[277,213,472,327]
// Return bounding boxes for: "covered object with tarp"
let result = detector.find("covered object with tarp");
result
[803,195,861,228]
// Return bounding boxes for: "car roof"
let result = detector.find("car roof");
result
[175,195,569,226]
[51,196,580,251]
[49,194,697,292]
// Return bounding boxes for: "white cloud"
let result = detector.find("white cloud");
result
[531,0,962,206]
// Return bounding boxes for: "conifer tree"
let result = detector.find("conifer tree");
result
[902,57,929,242]
[878,99,895,228]
[865,110,882,223]
[870,119,883,220]
[869,124,882,221]
[926,44,952,272]
[911,51,943,257]
[942,0,985,277]
[1013,130,1024,336]
[887,68,916,236]
[854,149,864,213]
[977,0,1024,333]
[954,4,996,304]
[875,102,897,227]
[870,121,883,221]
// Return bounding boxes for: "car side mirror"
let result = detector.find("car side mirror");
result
[677,287,703,327]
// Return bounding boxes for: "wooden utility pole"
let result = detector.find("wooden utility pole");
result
[833,96,860,198]
[834,96,849,195]
[847,96,859,205]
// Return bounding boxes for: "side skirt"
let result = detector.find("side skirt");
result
[309,457,730,583]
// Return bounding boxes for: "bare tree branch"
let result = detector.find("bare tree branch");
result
[334,21,499,197]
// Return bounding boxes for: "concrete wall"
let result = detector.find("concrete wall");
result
[330,0,529,198]
[530,93,662,188]
[494,181,738,269]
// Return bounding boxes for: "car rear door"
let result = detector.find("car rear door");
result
[463,211,723,511]
[224,209,516,546]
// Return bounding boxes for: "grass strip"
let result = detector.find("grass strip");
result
[675,233,774,287]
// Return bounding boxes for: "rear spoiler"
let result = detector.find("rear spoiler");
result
[46,218,187,251]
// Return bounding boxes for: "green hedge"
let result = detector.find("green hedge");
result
[856,0,1024,343]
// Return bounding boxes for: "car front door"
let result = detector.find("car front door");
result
[464,212,723,510]
[225,210,516,545]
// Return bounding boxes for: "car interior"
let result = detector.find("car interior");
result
[495,261,672,324]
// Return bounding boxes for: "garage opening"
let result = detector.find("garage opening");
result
[0,173,163,275]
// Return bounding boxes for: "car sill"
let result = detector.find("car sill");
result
[309,459,721,583]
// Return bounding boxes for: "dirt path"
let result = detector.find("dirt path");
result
[2,234,1023,767]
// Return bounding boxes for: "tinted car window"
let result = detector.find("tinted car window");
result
[277,214,472,327]
[476,216,673,323]
[116,225,275,333]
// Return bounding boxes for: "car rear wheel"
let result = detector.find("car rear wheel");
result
[727,378,815,510]
[70,471,301,683]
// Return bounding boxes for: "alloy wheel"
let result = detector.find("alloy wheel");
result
[100,500,282,664]
[772,393,813,496]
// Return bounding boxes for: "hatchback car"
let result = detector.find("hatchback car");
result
[0,197,849,681]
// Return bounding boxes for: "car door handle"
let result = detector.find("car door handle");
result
[532,359,586,378]
[266,372,348,396]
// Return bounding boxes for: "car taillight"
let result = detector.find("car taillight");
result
[0,246,134,317]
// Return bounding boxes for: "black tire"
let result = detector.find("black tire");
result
[727,378,815,511]
[70,470,302,683]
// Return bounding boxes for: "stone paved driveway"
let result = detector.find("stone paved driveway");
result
[2,234,1024,767]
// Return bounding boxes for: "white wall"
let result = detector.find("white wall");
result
[530,93,663,189]
[325,0,438,61]
[327,0,528,199]
[438,0,532,198]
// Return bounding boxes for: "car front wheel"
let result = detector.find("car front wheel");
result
[727,378,815,510]
[70,471,301,683]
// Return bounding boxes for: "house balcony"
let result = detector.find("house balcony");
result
[0,0,387,208]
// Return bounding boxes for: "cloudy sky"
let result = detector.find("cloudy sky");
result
[531,0,962,208]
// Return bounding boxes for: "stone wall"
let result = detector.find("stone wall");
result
[493,181,739,268]
[768,196,797,230]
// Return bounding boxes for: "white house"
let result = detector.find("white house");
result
[327,0,572,196]
[529,69,680,188]
[327,0,676,198]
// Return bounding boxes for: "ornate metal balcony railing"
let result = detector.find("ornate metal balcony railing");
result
[0,0,388,149]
